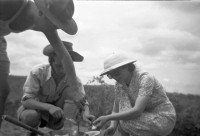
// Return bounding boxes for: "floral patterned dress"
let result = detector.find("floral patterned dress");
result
[115,69,176,136]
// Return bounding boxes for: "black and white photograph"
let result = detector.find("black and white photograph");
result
[0,0,200,136]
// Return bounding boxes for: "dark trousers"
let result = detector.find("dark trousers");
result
[0,61,10,127]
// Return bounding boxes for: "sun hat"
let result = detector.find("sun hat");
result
[43,41,83,62]
[34,0,78,35]
[100,53,136,76]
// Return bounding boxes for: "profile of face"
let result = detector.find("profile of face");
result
[50,53,65,76]
[107,66,131,84]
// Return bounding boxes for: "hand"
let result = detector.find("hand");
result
[82,114,95,125]
[93,116,109,129]
[104,126,116,136]
[48,105,64,119]
[73,95,87,111]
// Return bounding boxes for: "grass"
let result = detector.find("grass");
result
[2,75,200,136]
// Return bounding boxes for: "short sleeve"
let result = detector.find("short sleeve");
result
[77,76,89,105]
[22,70,40,101]
[76,76,85,95]
[138,74,155,97]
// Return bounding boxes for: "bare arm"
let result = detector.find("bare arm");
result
[44,31,75,79]
[107,75,154,121]
[22,99,52,111]
[107,96,149,121]
[22,99,64,119]
[43,31,85,109]
[110,99,119,127]
[93,95,149,129]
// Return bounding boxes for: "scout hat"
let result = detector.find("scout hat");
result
[43,41,83,62]
[34,0,78,35]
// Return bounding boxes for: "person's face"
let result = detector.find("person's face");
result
[50,53,65,76]
[107,66,130,84]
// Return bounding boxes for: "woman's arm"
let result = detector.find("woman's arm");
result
[107,95,149,121]
[110,99,119,127]
[108,74,155,121]
[93,96,120,128]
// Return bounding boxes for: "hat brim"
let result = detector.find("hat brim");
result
[100,60,136,76]
[34,0,78,35]
[43,47,83,62]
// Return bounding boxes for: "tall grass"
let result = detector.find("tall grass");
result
[5,75,200,135]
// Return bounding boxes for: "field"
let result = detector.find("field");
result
[1,75,200,136]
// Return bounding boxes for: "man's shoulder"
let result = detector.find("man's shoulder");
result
[31,63,50,75]
[76,76,81,82]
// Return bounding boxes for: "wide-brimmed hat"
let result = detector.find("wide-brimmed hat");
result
[34,0,78,35]
[100,53,136,76]
[43,41,83,62]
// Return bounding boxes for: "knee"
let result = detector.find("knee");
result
[20,110,41,128]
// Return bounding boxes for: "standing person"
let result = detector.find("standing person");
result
[0,37,10,127]
[0,0,86,128]
[93,53,176,136]
[17,41,95,136]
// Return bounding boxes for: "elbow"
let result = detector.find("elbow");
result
[133,109,143,117]
[136,111,143,117]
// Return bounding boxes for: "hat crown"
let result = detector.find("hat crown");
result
[100,53,136,76]
[104,53,129,70]
[34,0,77,35]
[48,0,74,22]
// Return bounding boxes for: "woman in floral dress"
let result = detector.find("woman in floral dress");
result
[93,53,176,136]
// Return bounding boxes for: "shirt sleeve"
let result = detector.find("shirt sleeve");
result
[76,76,85,95]
[22,69,41,101]
[138,74,155,97]
[76,76,89,105]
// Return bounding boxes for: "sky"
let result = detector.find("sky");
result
[5,1,200,95]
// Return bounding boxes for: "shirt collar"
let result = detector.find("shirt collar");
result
[46,64,52,81]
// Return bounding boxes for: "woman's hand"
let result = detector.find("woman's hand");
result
[48,105,64,119]
[104,126,116,136]
[93,116,109,129]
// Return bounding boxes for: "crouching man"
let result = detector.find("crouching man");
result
[17,41,94,136]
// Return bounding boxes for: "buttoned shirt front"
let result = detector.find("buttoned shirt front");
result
[22,63,85,108]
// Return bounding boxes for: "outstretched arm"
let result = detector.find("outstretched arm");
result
[44,30,86,110]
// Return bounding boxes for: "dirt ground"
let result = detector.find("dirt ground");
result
[0,101,53,136]
[1,120,119,136]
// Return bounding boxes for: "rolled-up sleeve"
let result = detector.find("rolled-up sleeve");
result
[22,70,40,101]
[77,77,89,105]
